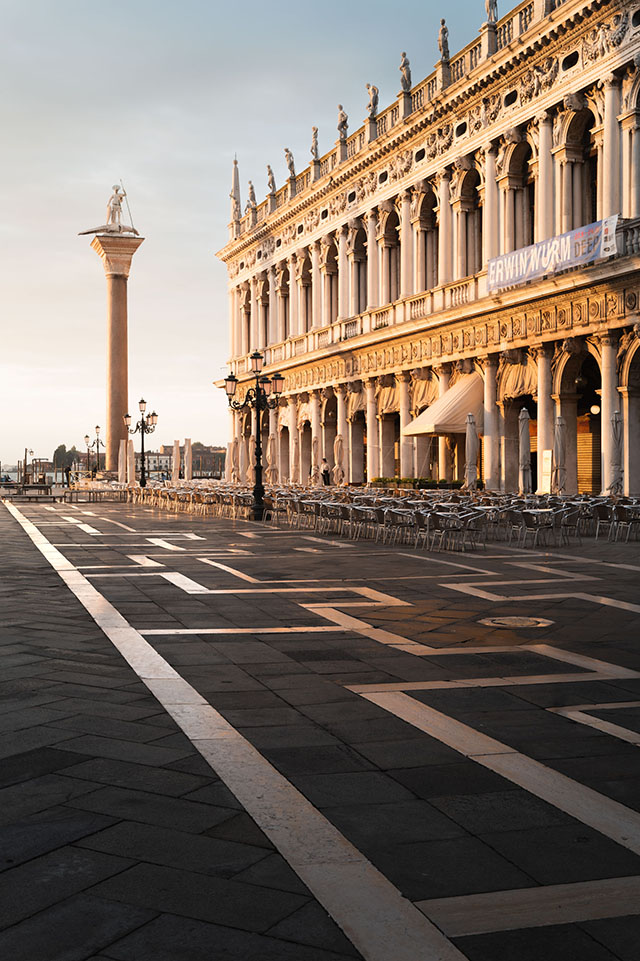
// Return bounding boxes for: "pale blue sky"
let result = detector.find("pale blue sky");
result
[1,0,483,464]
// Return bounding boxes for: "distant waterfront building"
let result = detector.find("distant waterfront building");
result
[217,0,640,494]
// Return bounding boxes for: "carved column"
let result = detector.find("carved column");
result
[229,287,239,359]
[275,266,288,341]
[337,226,349,320]
[310,389,322,479]
[602,76,622,219]
[267,267,277,345]
[365,378,379,481]
[287,253,298,337]
[249,276,259,349]
[537,112,554,241]
[620,112,640,219]
[288,395,299,484]
[311,241,322,329]
[336,384,348,442]
[599,333,619,493]
[483,145,499,263]
[399,190,413,297]
[436,364,452,481]
[533,345,554,492]
[397,372,412,478]
[480,355,499,491]
[436,172,452,285]
[365,209,379,309]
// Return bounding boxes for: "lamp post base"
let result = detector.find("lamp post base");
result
[252,502,265,522]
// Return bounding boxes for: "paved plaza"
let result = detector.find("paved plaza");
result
[2,500,640,960]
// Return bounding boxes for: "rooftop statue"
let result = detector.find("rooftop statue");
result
[247,180,257,209]
[366,83,379,118]
[337,105,348,141]
[485,0,498,23]
[438,19,450,61]
[267,165,276,194]
[399,52,411,92]
[78,184,139,236]
[285,147,296,178]
[311,127,319,161]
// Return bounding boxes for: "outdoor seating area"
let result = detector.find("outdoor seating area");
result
[120,480,640,552]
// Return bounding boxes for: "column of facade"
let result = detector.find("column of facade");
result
[287,253,299,337]
[483,146,499,263]
[537,112,554,240]
[239,284,250,355]
[336,384,348,442]
[320,239,334,328]
[376,203,392,306]
[436,365,452,481]
[311,241,322,328]
[411,185,426,292]
[249,276,259,349]
[602,76,622,219]
[481,355,499,490]
[397,372,412,478]
[288,395,299,484]
[532,345,554,492]
[620,111,640,219]
[267,268,277,345]
[229,287,238,358]
[399,191,413,297]
[365,378,379,481]
[599,333,619,493]
[337,226,349,320]
[310,389,321,478]
[276,266,288,342]
[365,209,379,309]
[347,224,360,318]
[436,172,452,286]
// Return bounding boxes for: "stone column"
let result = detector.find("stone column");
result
[599,333,619,493]
[379,415,396,478]
[436,172,452,285]
[602,76,622,219]
[250,276,259,348]
[399,190,413,297]
[554,392,579,495]
[413,222,427,292]
[310,389,321,475]
[365,378,379,481]
[90,233,144,472]
[534,345,554,492]
[365,210,379,309]
[483,146,499,262]
[288,253,299,337]
[336,384,348,442]
[276,268,288,341]
[620,386,640,497]
[310,241,322,329]
[633,118,640,218]
[397,372,412,478]
[537,112,554,241]
[561,158,573,233]
[436,364,452,481]
[337,227,349,320]
[267,267,277,345]
[229,287,238,359]
[481,355,499,491]
[288,396,299,483]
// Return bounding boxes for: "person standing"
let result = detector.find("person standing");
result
[321,458,331,486]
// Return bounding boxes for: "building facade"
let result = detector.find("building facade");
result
[217,0,640,495]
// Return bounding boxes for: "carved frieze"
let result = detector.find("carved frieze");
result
[583,12,629,64]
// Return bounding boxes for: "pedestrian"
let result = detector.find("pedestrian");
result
[321,458,331,486]
[64,465,71,488]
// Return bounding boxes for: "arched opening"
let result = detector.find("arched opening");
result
[349,411,366,483]
[460,170,482,277]
[379,413,400,478]
[417,190,439,292]
[279,427,290,482]
[557,349,602,494]
[621,343,640,495]
[351,226,368,315]
[507,142,534,249]
[321,240,338,326]
[380,208,400,304]
[300,421,312,483]
[322,393,337,467]
[297,253,312,333]
[564,109,598,230]
[277,264,290,340]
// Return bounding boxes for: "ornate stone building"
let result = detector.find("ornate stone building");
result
[217,0,640,495]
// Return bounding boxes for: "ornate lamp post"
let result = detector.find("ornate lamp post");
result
[84,434,92,474]
[83,426,104,474]
[224,351,284,521]
[123,399,158,488]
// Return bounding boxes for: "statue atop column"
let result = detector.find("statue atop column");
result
[366,83,379,118]
[285,147,296,179]
[79,184,139,236]
[310,127,319,160]
[337,105,348,142]
[485,0,498,23]
[267,165,276,195]
[245,180,257,212]
[399,52,412,92]
[438,19,450,61]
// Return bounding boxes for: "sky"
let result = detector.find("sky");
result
[1,0,482,466]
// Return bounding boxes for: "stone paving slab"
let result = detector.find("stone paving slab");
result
[3,499,640,959]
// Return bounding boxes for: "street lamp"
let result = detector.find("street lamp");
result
[123,398,158,488]
[84,426,105,473]
[224,350,284,521]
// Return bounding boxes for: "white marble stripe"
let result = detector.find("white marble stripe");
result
[417,876,640,937]
[304,606,434,653]
[146,538,185,551]
[347,672,616,694]
[362,691,640,857]
[3,501,465,961]
[197,558,259,583]
[141,626,350,635]
[525,643,640,678]
[550,709,640,746]
[127,555,165,568]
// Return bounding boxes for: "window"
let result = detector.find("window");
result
[347,191,356,203]
[415,148,426,163]
[455,122,467,138]
[562,51,579,70]
[378,171,388,184]
[504,90,518,107]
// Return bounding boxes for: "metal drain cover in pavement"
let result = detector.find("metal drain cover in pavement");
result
[479,616,554,628]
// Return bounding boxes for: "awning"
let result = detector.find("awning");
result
[401,372,484,436]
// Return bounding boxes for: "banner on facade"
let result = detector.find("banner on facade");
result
[487,216,618,294]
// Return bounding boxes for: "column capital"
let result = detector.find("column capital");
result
[396,370,411,384]
[529,343,554,361]
[434,363,453,377]
[90,234,144,278]
[595,331,619,348]
[476,353,500,371]
[334,383,348,397]
[604,74,622,91]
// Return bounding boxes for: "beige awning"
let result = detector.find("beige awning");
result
[401,372,484,436]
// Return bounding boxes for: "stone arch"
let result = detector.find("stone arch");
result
[554,340,603,494]
[459,168,482,276]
